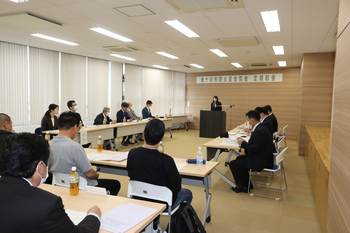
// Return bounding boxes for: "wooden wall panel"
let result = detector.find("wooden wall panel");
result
[186,68,301,139]
[298,53,335,155]
[337,0,350,37]
[328,7,350,231]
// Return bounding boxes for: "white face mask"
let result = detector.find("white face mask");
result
[74,105,78,111]
[36,162,48,186]
[248,121,252,129]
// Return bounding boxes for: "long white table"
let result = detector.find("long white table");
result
[40,184,166,233]
[169,115,188,130]
[43,118,173,150]
[85,148,218,225]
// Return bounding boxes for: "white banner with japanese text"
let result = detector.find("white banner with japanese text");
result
[196,73,283,84]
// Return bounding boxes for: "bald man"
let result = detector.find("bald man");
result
[0,113,13,146]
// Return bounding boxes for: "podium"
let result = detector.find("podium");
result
[199,110,226,138]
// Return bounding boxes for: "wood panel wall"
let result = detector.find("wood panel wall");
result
[298,53,335,155]
[327,0,350,231]
[186,68,301,140]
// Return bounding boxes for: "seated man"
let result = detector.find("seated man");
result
[255,106,273,136]
[68,100,91,148]
[127,119,193,233]
[0,113,13,146]
[127,102,143,142]
[230,110,274,193]
[0,133,101,233]
[94,107,117,148]
[142,100,154,119]
[116,102,134,146]
[265,105,278,133]
[49,111,121,195]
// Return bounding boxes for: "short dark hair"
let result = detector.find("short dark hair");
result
[255,107,268,115]
[246,110,260,121]
[67,100,75,108]
[265,105,272,112]
[58,111,79,130]
[146,100,153,105]
[0,113,11,126]
[144,119,165,146]
[0,133,50,178]
[121,102,129,108]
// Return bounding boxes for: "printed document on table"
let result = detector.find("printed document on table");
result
[101,203,158,233]
[87,152,128,161]
[65,209,86,225]
[109,152,128,161]
[175,162,188,171]
[221,138,240,147]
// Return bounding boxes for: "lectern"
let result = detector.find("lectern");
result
[199,110,226,138]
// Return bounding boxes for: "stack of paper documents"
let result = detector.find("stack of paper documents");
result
[87,152,128,162]
[101,203,158,233]
[175,162,188,171]
[221,138,240,147]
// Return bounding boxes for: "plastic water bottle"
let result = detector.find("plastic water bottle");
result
[158,141,164,153]
[79,121,83,129]
[165,114,168,119]
[45,132,50,142]
[97,136,103,152]
[69,166,79,196]
[196,147,203,166]
[123,117,126,123]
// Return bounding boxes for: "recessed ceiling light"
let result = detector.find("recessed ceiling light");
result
[110,54,135,61]
[231,62,243,68]
[165,20,199,38]
[153,65,169,70]
[278,61,287,66]
[210,49,228,57]
[90,27,133,42]
[273,45,284,55]
[260,10,281,32]
[190,64,204,69]
[156,52,179,59]
[9,0,28,3]
[31,34,78,46]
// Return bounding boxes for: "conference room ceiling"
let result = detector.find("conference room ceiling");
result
[0,0,339,73]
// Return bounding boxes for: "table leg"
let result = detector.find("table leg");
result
[213,169,236,188]
[202,175,212,225]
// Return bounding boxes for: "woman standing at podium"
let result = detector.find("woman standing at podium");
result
[211,96,222,111]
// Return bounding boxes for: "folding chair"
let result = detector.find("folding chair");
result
[52,172,88,191]
[248,147,288,201]
[34,127,41,135]
[127,180,180,233]
[279,125,288,148]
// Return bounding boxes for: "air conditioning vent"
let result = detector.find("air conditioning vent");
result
[163,0,245,14]
[102,45,143,53]
[248,63,273,68]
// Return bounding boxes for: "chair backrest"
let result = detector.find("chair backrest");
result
[276,135,285,150]
[127,180,173,207]
[52,172,87,191]
[34,127,41,135]
[282,125,288,134]
[276,147,288,165]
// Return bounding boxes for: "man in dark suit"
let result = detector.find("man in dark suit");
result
[265,105,278,133]
[0,113,13,146]
[116,102,134,146]
[0,133,101,233]
[68,100,91,148]
[94,107,116,125]
[230,110,274,193]
[142,100,154,119]
[255,106,273,136]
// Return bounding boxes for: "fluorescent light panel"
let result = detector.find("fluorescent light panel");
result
[190,64,204,69]
[10,0,28,3]
[210,49,228,57]
[31,33,78,46]
[260,10,281,32]
[156,52,179,59]
[231,62,243,68]
[153,65,169,70]
[90,27,133,42]
[278,61,287,66]
[273,45,284,55]
[110,54,135,61]
[165,20,199,38]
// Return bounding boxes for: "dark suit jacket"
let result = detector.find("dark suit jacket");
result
[240,123,274,171]
[261,117,273,136]
[41,116,58,137]
[142,106,154,119]
[0,175,100,233]
[0,130,13,147]
[116,109,130,122]
[267,113,278,133]
[70,111,84,126]
[211,101,222,111]
[93,113,112,125]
